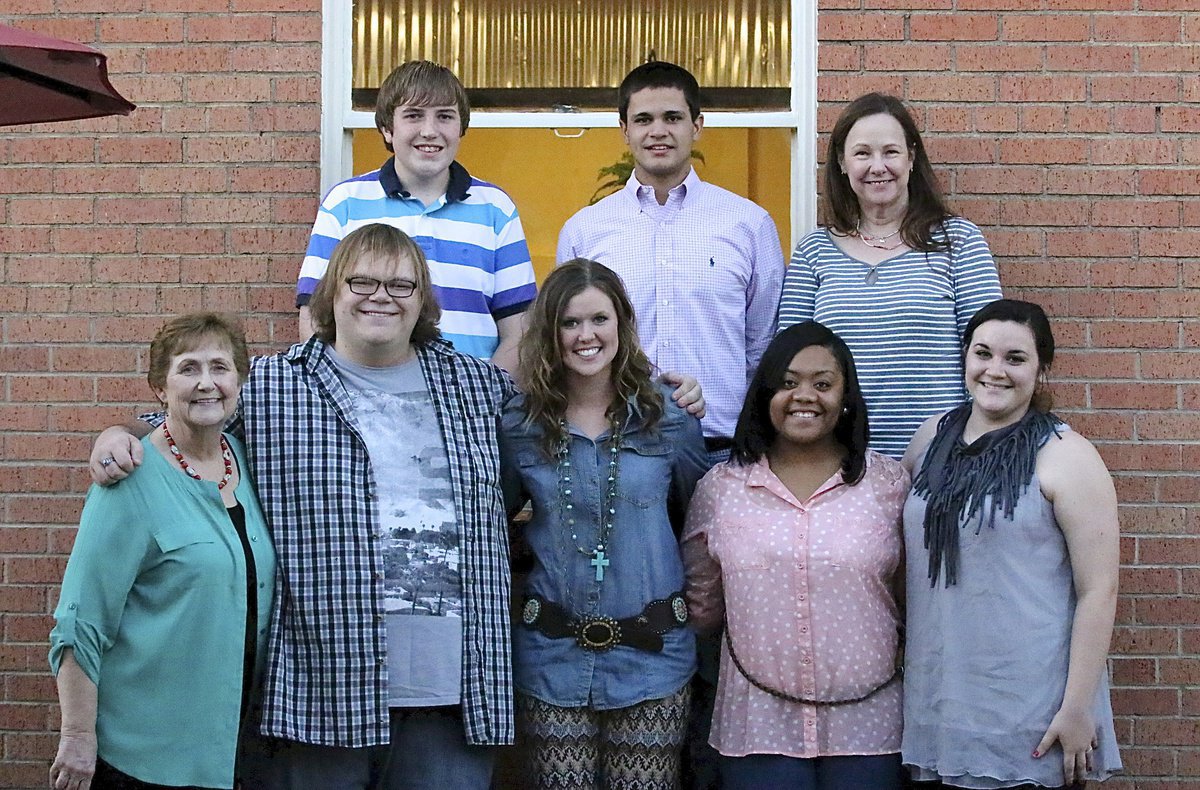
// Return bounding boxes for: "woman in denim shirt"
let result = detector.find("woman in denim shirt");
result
[500,259,710,788]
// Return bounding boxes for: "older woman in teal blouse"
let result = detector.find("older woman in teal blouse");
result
[49,313,275,790]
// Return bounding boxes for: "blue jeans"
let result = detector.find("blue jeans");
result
[240,706,495,790]
[720,753,904,790]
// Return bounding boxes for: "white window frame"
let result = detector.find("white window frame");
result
[319,0,817,246]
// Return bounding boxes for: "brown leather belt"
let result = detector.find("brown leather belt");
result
[521,592,689,653]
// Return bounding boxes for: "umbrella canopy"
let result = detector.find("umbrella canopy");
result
[0,23,136,127]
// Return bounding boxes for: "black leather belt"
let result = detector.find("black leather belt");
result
[704,437,733,453]
[521,593,689,653]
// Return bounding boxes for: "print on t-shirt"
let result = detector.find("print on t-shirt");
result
[351,387,462,618]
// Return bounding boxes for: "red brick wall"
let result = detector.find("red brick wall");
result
[1,3,1196,787]
[818,2,1200,787]
[0,5,321,787]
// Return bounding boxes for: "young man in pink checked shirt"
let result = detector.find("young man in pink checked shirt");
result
[556,60,787,790]
[557,60,786,466]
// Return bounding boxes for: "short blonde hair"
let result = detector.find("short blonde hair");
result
[307,224,441,346]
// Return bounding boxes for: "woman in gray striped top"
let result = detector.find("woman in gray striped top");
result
[778,93,1002,459]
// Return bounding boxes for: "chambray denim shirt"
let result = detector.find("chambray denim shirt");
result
[500,384,710,709]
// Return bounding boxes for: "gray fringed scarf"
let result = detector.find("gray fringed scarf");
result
[912,403,1060,587]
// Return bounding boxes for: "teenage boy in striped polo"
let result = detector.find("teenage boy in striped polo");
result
[297,60,536,372]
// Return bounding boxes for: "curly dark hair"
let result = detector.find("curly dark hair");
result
[519,259,663,457]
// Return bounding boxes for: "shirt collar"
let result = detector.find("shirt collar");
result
[378,157,472,203]
[744,455,847,507]
[623,167,702,209]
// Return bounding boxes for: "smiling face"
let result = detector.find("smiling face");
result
[965,320,1042,428]
[332,252,421,367]
[154,338,242,435]
[620,86,703,193]
[768,345,845,453]
[558,286,620,389]
[840,112,913,214]
[383,103,463,196]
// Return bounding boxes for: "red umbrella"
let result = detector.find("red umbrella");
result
[0,22,135,127]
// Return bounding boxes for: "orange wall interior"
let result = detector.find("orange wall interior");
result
[353,126,792,281]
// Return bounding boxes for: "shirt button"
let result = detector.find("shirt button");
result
[250,536,258,542]
[259,582,266,589]
[375,571,384,580]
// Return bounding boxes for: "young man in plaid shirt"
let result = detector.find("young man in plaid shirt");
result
[90,224,515,789]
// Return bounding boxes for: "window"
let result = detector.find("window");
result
[320,0,816,271]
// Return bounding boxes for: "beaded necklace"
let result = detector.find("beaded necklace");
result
[162,421,233,489]
[556,417,622,582]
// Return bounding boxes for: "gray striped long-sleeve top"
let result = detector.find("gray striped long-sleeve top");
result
[777,217,1003,459]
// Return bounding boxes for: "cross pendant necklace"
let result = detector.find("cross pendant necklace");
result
[556,418,623,585]
[590,549,610,581]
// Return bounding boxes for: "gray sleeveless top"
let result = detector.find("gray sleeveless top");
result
[902,439,1121,788]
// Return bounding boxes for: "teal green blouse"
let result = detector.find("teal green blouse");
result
[50,434,275,789]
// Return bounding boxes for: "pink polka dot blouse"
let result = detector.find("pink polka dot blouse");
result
[682,451,909,758]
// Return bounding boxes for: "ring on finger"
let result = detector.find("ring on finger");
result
[101,456,115,467]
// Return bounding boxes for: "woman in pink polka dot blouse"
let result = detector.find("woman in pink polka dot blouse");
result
[681,321,909,790]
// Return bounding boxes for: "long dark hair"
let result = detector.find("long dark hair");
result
[824,92,953,252]
[963,299,1056,412]
[731,322,870,485]
[519,259,663,456]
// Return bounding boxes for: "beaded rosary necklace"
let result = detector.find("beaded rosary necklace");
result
[555,417,622,582]
[162,421,233,489]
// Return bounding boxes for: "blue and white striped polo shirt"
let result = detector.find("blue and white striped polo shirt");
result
[298,159,537,360]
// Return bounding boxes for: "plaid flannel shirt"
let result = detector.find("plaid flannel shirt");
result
[234,336,516,747]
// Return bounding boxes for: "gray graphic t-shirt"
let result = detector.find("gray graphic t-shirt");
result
[327,347,462,707]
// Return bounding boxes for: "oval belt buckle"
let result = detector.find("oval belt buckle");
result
[576,616,621,651]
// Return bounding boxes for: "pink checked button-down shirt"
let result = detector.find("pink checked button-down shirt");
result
[682,452,909,758]
[556,169,786,440]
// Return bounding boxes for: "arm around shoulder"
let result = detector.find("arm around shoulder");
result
[89,420,154,485]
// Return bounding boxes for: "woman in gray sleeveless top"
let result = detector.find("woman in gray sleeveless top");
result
[900,299,1121,789]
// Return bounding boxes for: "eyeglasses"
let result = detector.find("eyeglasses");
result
[344,276,417,298]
